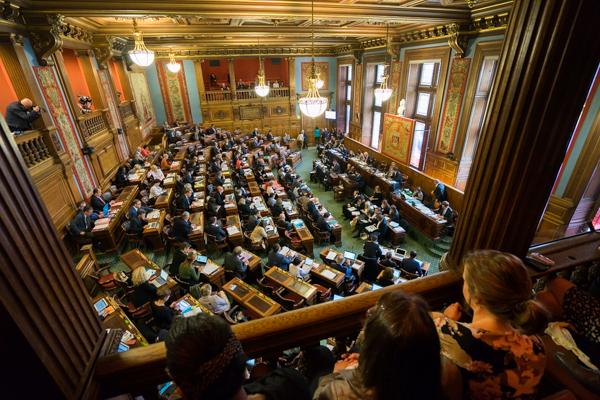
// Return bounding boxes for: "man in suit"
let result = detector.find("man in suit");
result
[238,197,254,217]
[178,189,194,212]
[90,188,107,214]
[316,212,333,244]
[401,251,423,276]
[306,200,321,221]
[128,199,143,220]
[172,212,193,242]
[271,198,284,217]
[213,186,226,207]
[5,98,41,133]
[213,171,225,186]
[206,216,227,241]
[437,201,454,223]
[267,244,292,271]
[70,206,95,244]
[380,252,399,269]
[245,210,260,232]
[432,179,447,202]
[275,212,292,231]
[375,214,388,239]
[170,242,191,276]
[362,234,382,259]
[128,211,147,238]
[223,246,248,279]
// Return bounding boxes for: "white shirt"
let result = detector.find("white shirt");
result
[147,169,165,181]
[149,185,165,199]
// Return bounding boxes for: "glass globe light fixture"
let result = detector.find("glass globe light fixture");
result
[166,53,181,73]
[128,20,154,67]
[374,74,393,103]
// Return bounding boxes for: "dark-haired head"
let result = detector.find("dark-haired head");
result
[165,314,247,400]
[462,250,549,335]
[360,291,441,400]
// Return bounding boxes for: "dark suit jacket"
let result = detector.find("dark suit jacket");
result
[131,282,158,308]
[90,195,106,214]
[223,252,246,278]
[70,212,94,235]
[213,191,225,206]
[316,217,332,232]
[268,250,291,270]
[128,217,146,236]
[272,204,284,217]
[433,183,447,202]
[206,223,227,241]
[178,195,192,211]
[128,206,140,220]
[401,258,423,276]
[363,240,382,259]
[5,101,40,131]
[376,218,388,237]
[307,202,320,220]
[172,217,192,241]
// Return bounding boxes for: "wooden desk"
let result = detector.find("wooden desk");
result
[339,173,357,197]
[225,215,244,247]
[291,219,314,258]
[239,249,262,275]
[224,193,238,216]
[248,181,261,197]
[193,177,206,193]
[282,200,299,219]
[264,267,317,305]
[309,262,344,291]
[223,178,234,195]
[154,188,174,210]
[173,147,187,162]
[355,282,372,294]
[92,185,139,252]
[127,168,147,185]
[223,277,281,319]
[391,191,445,240]
[143,209,166,251]
[171,294,213,317]
[162,173,178,188]
[243,168,256,182]
[387,219,406,245]
[120,249,156,271]
[93,296,148,349]
[319,248,365,279]
[348,158,395,196]
[169,160,182,173]
[188,212,205,250]
[263,217,280,246]
[251,196,271,217]
[194,259,226,287]
[314,201,343,246]
[286,152,302,167]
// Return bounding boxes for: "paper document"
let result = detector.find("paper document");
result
[322,269,337,280]
[326,251,337,261]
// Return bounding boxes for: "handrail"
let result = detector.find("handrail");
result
[94,271,461,397]
[78,109,109,138]
[13,129,52,168]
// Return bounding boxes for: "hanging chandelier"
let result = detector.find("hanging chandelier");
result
[128,19,155,67]
[166,53,181,73]
[315,74,324,89]
[299,0,328,118]
[374,24,393,103]
[255,39,270,97]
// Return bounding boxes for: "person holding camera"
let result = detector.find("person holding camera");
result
[5,98,41,133]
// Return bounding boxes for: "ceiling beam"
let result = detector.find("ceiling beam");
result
[26,1,471,24]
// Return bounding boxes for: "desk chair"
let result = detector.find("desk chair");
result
[127,301,154,325]
[361,256,379,283]
[314,228,331,246]
[256,276,278,297]
[275,290,305,311]
[312,282,332,303]
[284,230,304,252]
[244,232,265,253]
[206,233,229,256]
[399,268,420,280]
[223,305,241,325]
[121,221,144,250]
[173,276,192,293]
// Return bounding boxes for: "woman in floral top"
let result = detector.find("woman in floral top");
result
[434,250,548,400]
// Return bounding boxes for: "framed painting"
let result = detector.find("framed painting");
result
[381,113,415,166]
[301,61,329,91]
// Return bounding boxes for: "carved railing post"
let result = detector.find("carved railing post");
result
[443,0,600,270]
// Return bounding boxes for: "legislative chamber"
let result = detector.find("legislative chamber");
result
[0,1,599,399]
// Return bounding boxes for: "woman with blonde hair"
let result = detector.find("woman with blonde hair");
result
[193,283,231,314]
[130,266,158,308]
[435,250,548,399]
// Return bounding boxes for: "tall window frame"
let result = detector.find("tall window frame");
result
[409,62,440,169]
[340,64,353,134]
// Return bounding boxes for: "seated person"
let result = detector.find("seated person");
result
[434,250,547,399]
[369,185,384,207]
[147,164,165,182]
[238,197,254,217]
[400,251,423,276]
[306,199,321,221]
[69,206,95,241]
[314,292,442,400]
[289,257,310,280]
[194,283,231,314]
[170,242,192,276]
[213,171,225,186]
[149,179,166,201]
[130,266,158,308]
[413,186,424,201]
[90,188,108,214]
[376,267,395,287]
[164,314,311,400]
[267,243,292,271]
[436,200,454,223]
[343,191,363,220]
[178,252,204,283]
[206,216,227,241]
[276,212,293,232]
[374,213,388,239]
[245,210,260,232]
[151,290,175,331]
[160,153,171,170]
[380,199,391,216]
[171,212,193,242]
[223,246,248,279]
[315,212,333,242]
[379,252,399,269]
[177,189,193,212]
[127,211,147,237]
[250,219,269,249]
[388,204,401,224]
[362,234,382,259]
[272,198,284,216]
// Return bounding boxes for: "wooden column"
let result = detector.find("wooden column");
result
[228,58,237,100]
[444,0,600,269]
[194,60,206,104]
[0,115,104,398]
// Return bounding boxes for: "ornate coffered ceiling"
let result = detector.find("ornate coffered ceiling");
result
[19,0,511,56]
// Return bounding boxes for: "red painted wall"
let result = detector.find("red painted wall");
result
[62,49,92,102]
[110,59,126,101]
[203,58,230,90]
[0,56,18,116]
[264,57,289,86]
[232,57,289,86]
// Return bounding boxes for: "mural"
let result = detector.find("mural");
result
[156,62,192,123]
[34,66,96,195]
[389,61,402,113]
[437,57,471,153]
[381,113,415,166]
[129,71,155,133]
[353,63,363,123]
[301,61,330,91]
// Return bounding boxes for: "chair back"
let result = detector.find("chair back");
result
[256,277,276,297]
[128,301,153,321]
[400,268,419,280]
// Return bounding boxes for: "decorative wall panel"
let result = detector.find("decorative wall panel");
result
[129,71,155,136]
[34,66,96,195]
[156,62,193,123]
[98,69,129,159]
[389,60,402,113]
[436,57,470,154]
[381,113,414,166]
[301,61,329,91]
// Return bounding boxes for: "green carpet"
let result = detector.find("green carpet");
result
[90,146,440,274]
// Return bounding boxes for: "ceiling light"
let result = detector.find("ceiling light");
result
[166,53,181,73]
[299,0,328,118]
[255,39,270,97]
[128,19,155,67]
[374,24,393,103]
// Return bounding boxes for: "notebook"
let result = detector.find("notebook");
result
[343,251,357,260]
[326,251,337,261]
[322,269,337,280]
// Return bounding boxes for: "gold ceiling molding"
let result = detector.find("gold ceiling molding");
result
[152,46,335,59]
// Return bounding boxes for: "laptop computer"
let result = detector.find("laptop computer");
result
[343,251,357,261]
[196,255,208,264]
[94,298,108,314]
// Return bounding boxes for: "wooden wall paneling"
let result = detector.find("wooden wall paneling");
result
[0,114,104,399]
[123,116,142,154]
[0,40,34,101]
[445,0,600,269]
[114,58,133,101]
[86,131,120,188]
[76,50,106,110]
[424,152,458,183]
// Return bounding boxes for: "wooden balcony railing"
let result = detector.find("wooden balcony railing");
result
[78,110,109,138]
[14,129,52,168]
[204,87,290,103]
[95,271,461,397]
[119,101,134,120]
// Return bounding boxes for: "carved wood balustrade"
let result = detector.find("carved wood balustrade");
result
[14,129,52,167]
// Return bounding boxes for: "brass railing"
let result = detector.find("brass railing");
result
[204,87,290,103]
[14,129,52,167]
[205,90,233,102]
[95,271,461,397]
[78,110,109,138]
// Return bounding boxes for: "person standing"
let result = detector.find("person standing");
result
[297,130,306,150]
[314,126,321,145]
[5,98,41,133]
